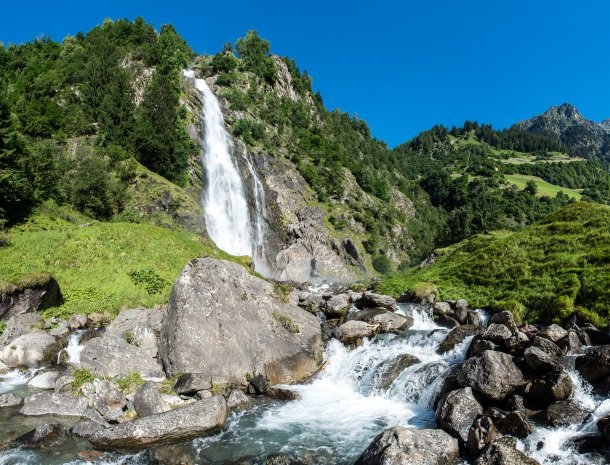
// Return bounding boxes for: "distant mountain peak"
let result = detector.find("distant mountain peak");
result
[547,102,583,120]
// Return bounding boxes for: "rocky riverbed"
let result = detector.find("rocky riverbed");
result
[0,258,610,464]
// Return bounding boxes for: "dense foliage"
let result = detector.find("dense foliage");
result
[0,18,197,225]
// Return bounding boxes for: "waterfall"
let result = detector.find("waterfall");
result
[184,70,256,258]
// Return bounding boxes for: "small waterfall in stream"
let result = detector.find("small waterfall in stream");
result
[183,70,268,271]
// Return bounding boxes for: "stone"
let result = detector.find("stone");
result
[458,350,524,401]
[333,320,378,345]
[559,331,582,355]
[0,313,42,347]
[575,345,610,384]
[160,259,322,386]
[376,354,421,390]
[435,387,484,443]
[173,373,212,395]
[467,416,497,456]
[324,294,350,317]
[67,314,88,330]
[523,346,559,373]
[540,400,590,427]
[475,437,540,465]
[489,311,519,335]
[527,370,573,406]
[266,386,301,401]
[532,336,563,357]
[20,391,88,417]
[226,390,250,409]
[434,314,461,329]
[433,302,453,315]
[348,308,413,333]
[0,273,61,320]
[10,422,63,448]
[0,332,61,368]
[354,292,397,311]
[495,411,534,438]
[71,420,104,439]
[0,392,22,407]
[106,308,163,359]
[539,324,568,343]
[482,324,513,345]
[27,371,60,389]
[453,299,469,324]
[468,338,498,358]
[437,325,481,355]
[248,374,270,395]
[94,379,126,409]
[353,426,459,465]
[80,335,164,379]
[89,396,228,451]
[466,311,484,328]
[134,381,170,417]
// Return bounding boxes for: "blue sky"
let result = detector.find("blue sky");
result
[2,0,609,147]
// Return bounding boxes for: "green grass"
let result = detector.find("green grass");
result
[72,368,96,395]
[116,372,145,393]
[0,202,244,318]
[504,174,583,200]
[380,202,610,327]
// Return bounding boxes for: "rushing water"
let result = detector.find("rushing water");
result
[0,304,608,464]
[183,70,269,273]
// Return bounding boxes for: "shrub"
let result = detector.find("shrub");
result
[128,269,168,295]
[372,255,393,275]
[116,372,144,393]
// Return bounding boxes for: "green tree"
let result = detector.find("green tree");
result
[99,67,136,147]
[236,31,277,84]
[153,24,193,75]
[70,155,114,220]
[524,179,538,196]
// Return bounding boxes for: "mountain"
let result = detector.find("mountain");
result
[513,103,610,166]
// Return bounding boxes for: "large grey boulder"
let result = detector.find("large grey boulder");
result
[160,259,323,386]
[333,320,377,345]
[0,313,41,347]
[0,332,61,368]
[474,437,540,465]
[80,335,164,379]
[27,371,60,389]
[173,373,212,395]
[134,381,170,417]
[10,422,63,448]
[348,308,413,333]
[106,308,163,359]
[435,387,483,443]
[89,396,227,451]
[354,426,459,465]
[575,345,610,384]
[376,354,421,390]
[458,350,524,401]
[0,392,22,407]
[20,391,88,417]
[489,311,519,335]
[0,273,61,320]
[354,292,397,311]
[523,346,559,373]
[437,325,481,355]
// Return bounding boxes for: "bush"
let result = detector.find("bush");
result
[372,255,392,274]
[128,269,168,295]
[116,372,144,393]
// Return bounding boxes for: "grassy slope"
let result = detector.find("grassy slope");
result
[504,174,583,200]
[379,202,610,326]
[0,203,242,318]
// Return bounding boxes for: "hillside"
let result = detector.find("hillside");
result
[379,202,610,326]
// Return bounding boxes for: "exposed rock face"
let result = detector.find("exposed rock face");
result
[458,351,524,401]
[89,396,227,451]
[354,426,459,465]
[160,258,323,386]
[0,313,41,347]
[0,274,62,320]
[435,387,483,442]
[105,308,164,359]
[173,373,212,395]
[80,335,165,379]
[0,332,61,368]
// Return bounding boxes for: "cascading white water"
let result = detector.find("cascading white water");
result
[64,330,85,365]
[184,70,254,258]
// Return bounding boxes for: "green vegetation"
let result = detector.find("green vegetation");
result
[504,174,582,200]
[272,312,300,333]
[72,368,96,395]
[116,372,145,393]
[0,321,5,335]
[380,203,610,327]
[273,282,293,303]
[0,202,234,318]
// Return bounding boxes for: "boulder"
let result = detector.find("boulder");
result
[160,259,322,386]
[539,324,568,343]
[266,386,301,401]
[80,335,164,379]
[0,392,22,407]
[526,370,573,406]
[355,292,397,311]
[71,420,104,439]
[348,308,413,333]
[20,391,88,417]
[540,400,590,427]
[0,313,41,347]
[435,387,483,443]
[324,294,350,317]
[106,308,163,359]
[27,371,60,389]
[226,389,250,409]
[0,332,61,368]
[458,351,524,401]
[575,345,610,384]
[67,314,88,330]
[353,426,459,465]
[433,302,453,315]
[559,331,582,355]
[532,336,562,357]
[0,273,61,320]
[467,416,497,456]
[333,320,377,345]
[482,324,513,345]
[494,411,534,438]
[523,346,559,373]
[489,311,519,335]
[466,311,484,328]
[173,373,212,395]
[247,373,270,395]
[474,437,540,465]
[376,354,421,390]
[437,325,481,355]
[10,422,63,448]
[434,314,461,329]
[89,396,227,451]
[134,381,170,417]
[468,338,498,358]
